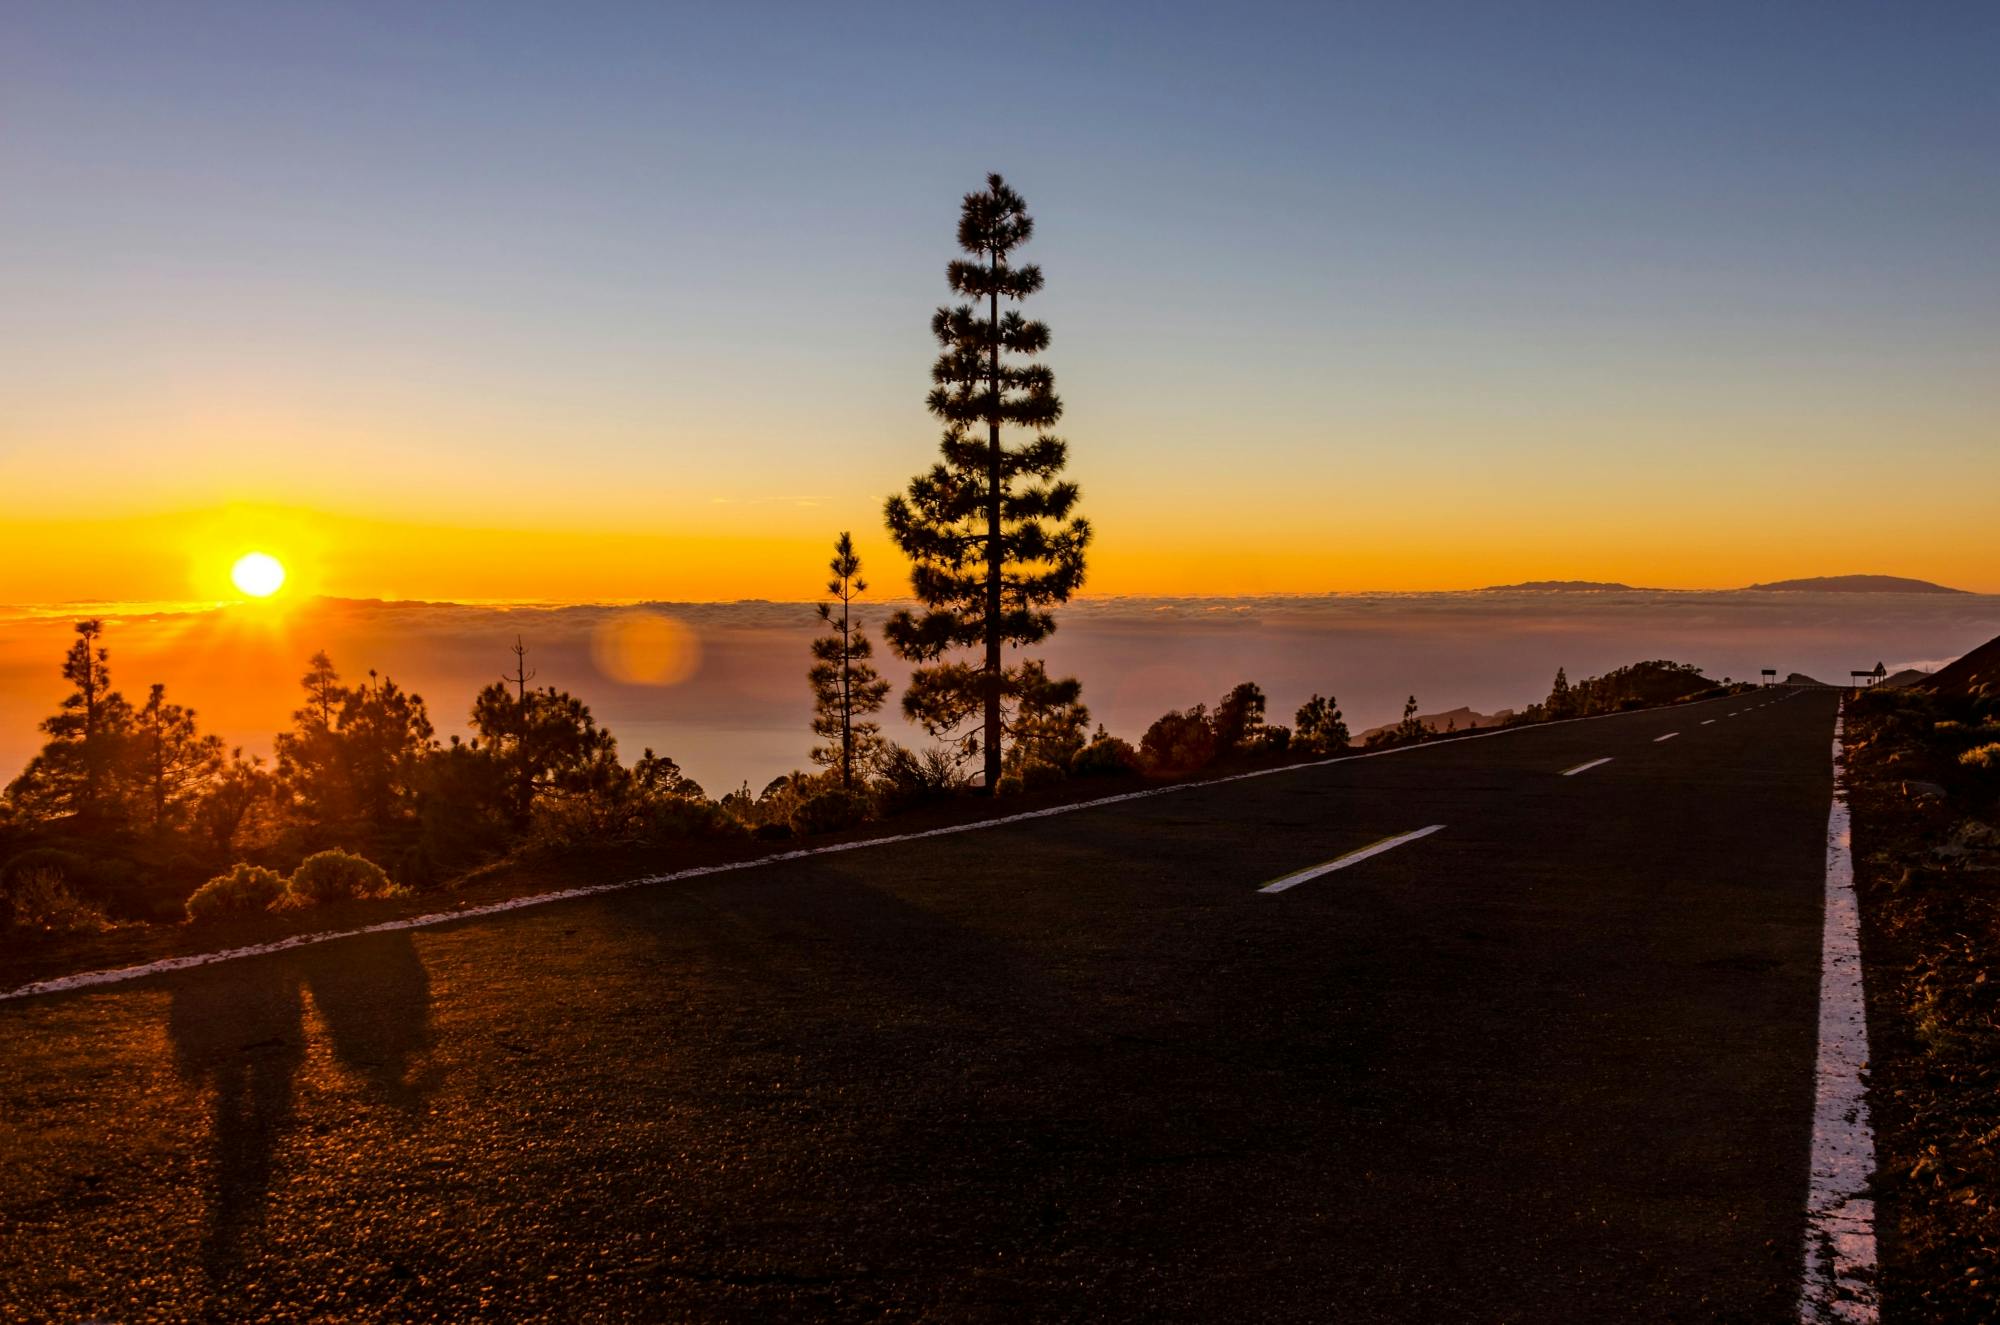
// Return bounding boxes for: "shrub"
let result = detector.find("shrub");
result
[1959,743,2000,775]
[3,867,110,939]
[1070,731,1142,778]
[790,788,869,836]
[1248,724,1291,755]
[872,744,967,813]
[185,863,288,923]
[526,796,627,851]
[283,849,400,908]
[1140,705,1217,776]
[1,847,92,893]
[994,773,1025,797]
[636,795,741,844]
[1018,759,1065,792]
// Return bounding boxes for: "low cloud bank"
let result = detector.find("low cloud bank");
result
[3,592,1996,795]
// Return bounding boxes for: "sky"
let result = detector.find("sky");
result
[3,1,1997,602]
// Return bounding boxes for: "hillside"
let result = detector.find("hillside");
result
[1743,575,1966,595]
[1919,634,2000,698]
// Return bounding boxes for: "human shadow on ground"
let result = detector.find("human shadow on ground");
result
[166,931,435,1281]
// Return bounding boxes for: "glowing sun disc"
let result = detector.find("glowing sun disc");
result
[231,552,287,598]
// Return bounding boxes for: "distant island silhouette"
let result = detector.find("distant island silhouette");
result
[1743,575,1967,595]
[1482,581,1649,592]
[1484,575,1968,595]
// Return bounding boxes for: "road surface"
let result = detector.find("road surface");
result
[0,690,1841,1322]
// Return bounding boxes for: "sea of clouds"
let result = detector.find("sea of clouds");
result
[3,591,1996,795]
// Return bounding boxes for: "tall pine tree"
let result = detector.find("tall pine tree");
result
[885,173,1090,789]
[809,533,890,790]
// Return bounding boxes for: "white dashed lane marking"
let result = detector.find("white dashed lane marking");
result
[1561,757,1614,777]
[1258,825,1448,894]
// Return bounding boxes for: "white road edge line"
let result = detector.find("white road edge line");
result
[1560,757,1613,776]
[1799,702,1879,1323]
[0,690,1756,1004]
[1258,825,1447,894]
[1654,732,1679,743]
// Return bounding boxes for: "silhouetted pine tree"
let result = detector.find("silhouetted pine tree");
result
[1213,682,1269,753]
[1546,667,1574,719]
[1004,660,1089,773]
[885,173,1090,789]
[470,672,622,829]
[809,533,891,790]
[130,683,222,835]
[1294,694,1349,754]
[3,620,137,826]
[337,670,436,830]
[193,748,272,856]
[276,651,353,827]
[1396,695,1426,743]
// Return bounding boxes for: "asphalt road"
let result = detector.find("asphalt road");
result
[0,689,1841,1323]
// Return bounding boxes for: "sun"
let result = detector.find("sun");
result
[230,551,287,598]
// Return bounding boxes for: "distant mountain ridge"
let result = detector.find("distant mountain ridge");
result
[1482,580,1649,592]
[1357,705,1515,740]
[1481,574,1969,595]
[1742,575,1966,594]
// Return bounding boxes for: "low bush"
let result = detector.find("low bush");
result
[1959,742,2000,775]
[1,847,92,893]
[790,788,869,836]
[872,744,966,813]
[2,867,110,940]
[1247,725,1292,756]
[1070,732,1142,778]
[185,863,288,923]
[283,849,401,908]
[636,795,742,844]
[1018,759,1065,792]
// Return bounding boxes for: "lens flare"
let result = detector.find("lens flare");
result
[590,610,701,686]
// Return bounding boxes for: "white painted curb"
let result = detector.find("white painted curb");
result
[1799,704,1879,1323]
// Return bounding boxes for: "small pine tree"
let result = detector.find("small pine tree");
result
[276,651,352,826]
[1005,660,1090,773]
[471,643,622,830]
[885,173,1090,789]
[1546,666,1574,719]
[808,533,891,790]
[130,683,222,835]
[339,671,437,829]
[1213,682,1269,753]
[1396,695,1426,743]
[1294,694,1350,755]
